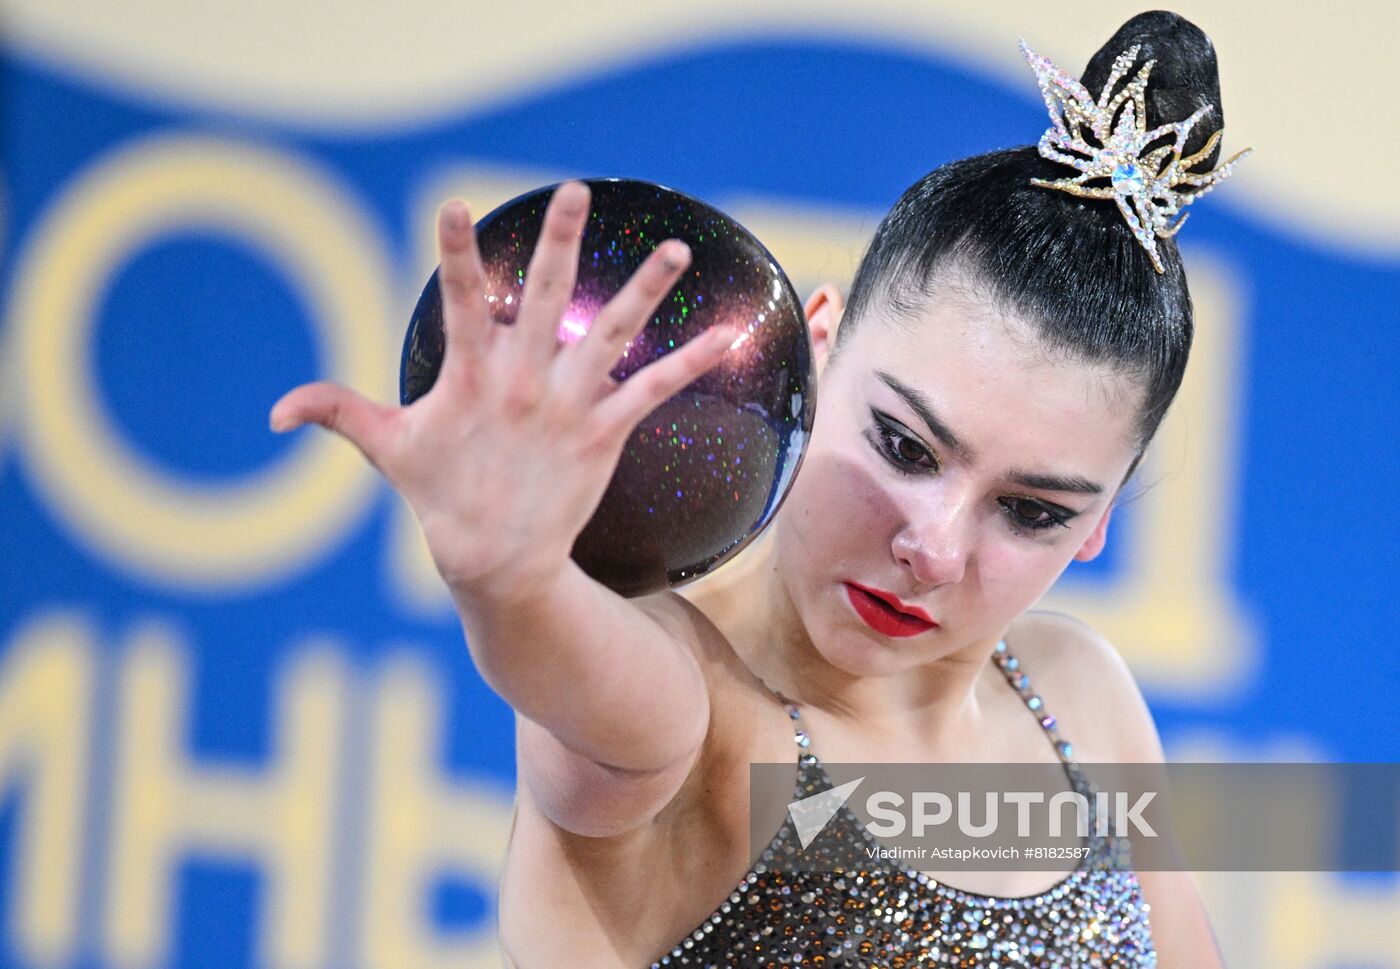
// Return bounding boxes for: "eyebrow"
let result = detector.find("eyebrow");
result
[875,370,1106,497]
[876,370,976,464]
[1006,471,1105,497]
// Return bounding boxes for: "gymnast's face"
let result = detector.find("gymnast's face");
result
[773,276,1145,672]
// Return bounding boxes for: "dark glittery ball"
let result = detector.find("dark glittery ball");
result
[400,178,815,596]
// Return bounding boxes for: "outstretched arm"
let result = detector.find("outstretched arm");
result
[270,184,738,833]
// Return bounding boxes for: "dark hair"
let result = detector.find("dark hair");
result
[838,11,1226,449]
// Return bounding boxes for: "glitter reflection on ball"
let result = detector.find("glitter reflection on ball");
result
[400,178,815,597]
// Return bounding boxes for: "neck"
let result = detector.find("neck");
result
[683,520,1003,745]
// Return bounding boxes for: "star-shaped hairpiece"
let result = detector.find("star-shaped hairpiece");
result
[1020,39,1253,273]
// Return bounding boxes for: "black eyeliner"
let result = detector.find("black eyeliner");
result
[868,409,938,473]
[866,408,1085,533]
[998,496,1079,531]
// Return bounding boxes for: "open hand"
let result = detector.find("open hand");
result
[269,182,738,594]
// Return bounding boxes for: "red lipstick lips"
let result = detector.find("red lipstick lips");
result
[843,582,938,637]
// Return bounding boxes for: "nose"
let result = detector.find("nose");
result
[891,506,971,588]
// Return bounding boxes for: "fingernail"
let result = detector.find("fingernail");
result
[712,326,739,351]
[557,181,590,213]
[269,404,296,433]
[661,241,691,271]
[443,200,470,230]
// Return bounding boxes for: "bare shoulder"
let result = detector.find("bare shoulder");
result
[1007,611,1166,764]
[633,588,768,694]
[633,588,731,661]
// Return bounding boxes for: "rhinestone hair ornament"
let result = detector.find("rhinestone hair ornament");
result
[1020,38,1253,273]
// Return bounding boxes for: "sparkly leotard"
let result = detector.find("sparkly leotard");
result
[649,640,1155,967]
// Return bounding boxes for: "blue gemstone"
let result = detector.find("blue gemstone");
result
[1111,161,1145,195]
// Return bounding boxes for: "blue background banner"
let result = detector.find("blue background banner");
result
[2,2,1397,966]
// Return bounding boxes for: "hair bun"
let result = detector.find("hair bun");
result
[1081,11,1223,168]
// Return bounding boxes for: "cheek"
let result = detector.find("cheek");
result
[973,531,1078,609]
[780,440,902,558]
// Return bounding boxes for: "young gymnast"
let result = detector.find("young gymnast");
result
[271,10,1244,966]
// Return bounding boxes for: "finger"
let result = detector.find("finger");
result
[511,181,590,367]
[437,198,492,371]
[269,381,398,472]
[564,239,690,384]
[592,325,740,438]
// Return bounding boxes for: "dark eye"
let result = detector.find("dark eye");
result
[868,413,938,474]
[998,496,1071,531]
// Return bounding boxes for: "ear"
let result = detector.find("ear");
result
[1072,504,1113,562]
[803,283,845,376]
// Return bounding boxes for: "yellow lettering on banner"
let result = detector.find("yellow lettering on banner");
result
[358,656,513,969]
[0,612,94,968]
[0,174,10,463]
[0,325,16,467]
[102,624,348,969]
[9,134,393,590]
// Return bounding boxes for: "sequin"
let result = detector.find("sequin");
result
[648,640,1155,967]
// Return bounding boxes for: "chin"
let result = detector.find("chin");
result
[814,626,908,678]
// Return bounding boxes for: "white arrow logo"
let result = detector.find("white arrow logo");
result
[788,777,864,849]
